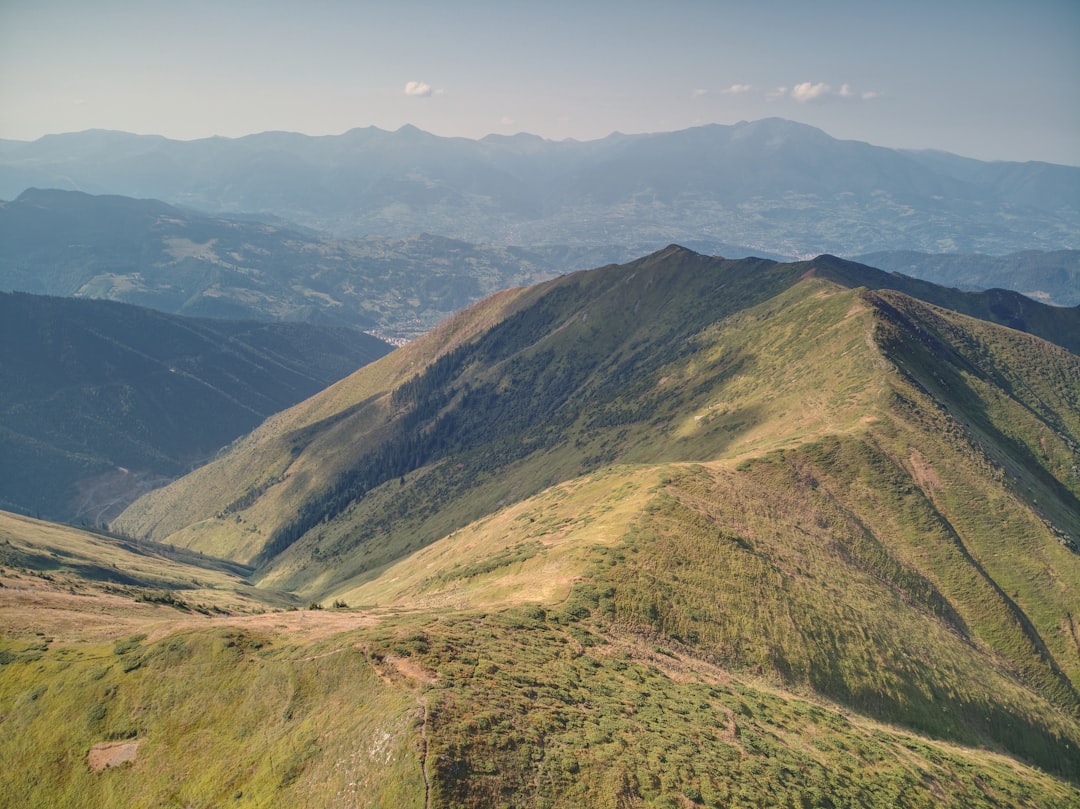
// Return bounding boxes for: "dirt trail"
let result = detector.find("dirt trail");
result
[143,608,382,644]
[0,574,380,647]
[418,698,432,809]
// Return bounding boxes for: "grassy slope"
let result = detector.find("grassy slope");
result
[0,625,423,808]
[2,506,1078,808]
[328,279,1080,784]
[808,253,1080,355]
[0,511,423,808]
[32,249,1078,805]
[114,251,1079,579]
[115,250,809,566]
[248,276,882,598]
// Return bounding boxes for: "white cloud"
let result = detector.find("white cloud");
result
[404,81,433,97]
[791,81,830,103]
[692,88,709,98]
[788,81,880,104]
[766,86,788,101]
[721,83,753,95]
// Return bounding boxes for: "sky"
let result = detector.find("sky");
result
[1,0,1078,165]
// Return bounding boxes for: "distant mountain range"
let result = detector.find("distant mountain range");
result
[2,118,1077,255]
[0,291,391,523]
[3,189,1077,344]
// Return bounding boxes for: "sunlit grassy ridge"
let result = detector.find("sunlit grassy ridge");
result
[3,566,1076,808]
[377,612,1079,808]
[7,247,1079,805]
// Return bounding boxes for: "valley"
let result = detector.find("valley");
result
[0,291,393,523]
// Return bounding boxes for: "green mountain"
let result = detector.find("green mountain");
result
[3,247,1079,807]
[0,291,391,523]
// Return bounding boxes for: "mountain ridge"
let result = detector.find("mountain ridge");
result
[114,246,1080,560]
[852,248,1080,306]
[3,119,1076,254]
[4,243,1079,805]
[111,245,1080,783]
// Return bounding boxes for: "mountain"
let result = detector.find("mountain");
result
[0,291,392,523]
[853,249,1080,307]
[3,247,1079,807]
[112,248,1080,562]
[5,189,1072,346]
[2,119,1077,255]
[114,248,1080,788]
[0,188,642,341]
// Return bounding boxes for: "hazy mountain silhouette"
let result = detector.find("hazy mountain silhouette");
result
[2,119,1076,255]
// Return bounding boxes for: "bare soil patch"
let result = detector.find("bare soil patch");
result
[384,653,438,684]
[909,449,942,492]
[88,740,141,772]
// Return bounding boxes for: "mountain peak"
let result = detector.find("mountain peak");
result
[655,243,702,259]
[394,123,434,138]
[731,116,832,142]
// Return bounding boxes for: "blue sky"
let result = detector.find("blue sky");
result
[1,0,1077,165]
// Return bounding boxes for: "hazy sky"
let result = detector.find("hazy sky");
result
[2,0,1078,165]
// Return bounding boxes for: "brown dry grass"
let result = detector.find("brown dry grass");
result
[0,565,379,648]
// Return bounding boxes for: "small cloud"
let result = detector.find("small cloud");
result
[791,81,830,103]
[721,83,753,95]
[404,81,433,97]
[692,88,709,98]
[788,81,880,104]
[500,116,515,126]
[838,83,881,101]
[766,86,788,102]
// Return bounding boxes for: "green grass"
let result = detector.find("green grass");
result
[9,250,1080,806]
[360,610,1078,808]
[0,510,294,614]
[594,457,1079,777]
[3,490,1079,805]
[0,626,425,808]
